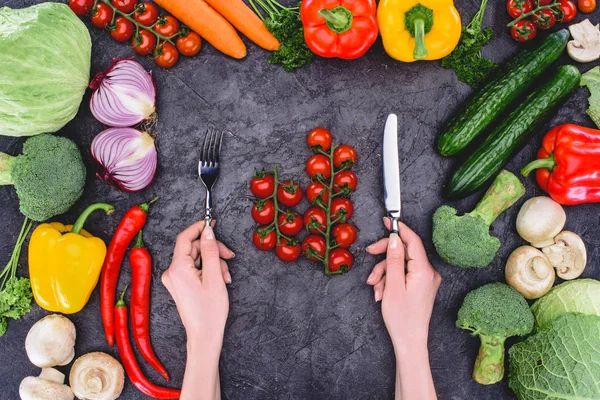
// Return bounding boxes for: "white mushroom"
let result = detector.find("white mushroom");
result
[542,231,587,280]
[25,314,76,368]
[516,197,566,248]
[70,352,124,400]
[19,368,74,400]
[568,19,600,63]
[506,246,556,300]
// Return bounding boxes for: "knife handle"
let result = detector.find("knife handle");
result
[389,216,400,236]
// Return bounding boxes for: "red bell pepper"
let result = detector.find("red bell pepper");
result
[521,124,600,205]
[300,0,378,60]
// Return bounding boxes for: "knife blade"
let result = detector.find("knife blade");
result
[383,113,401,235]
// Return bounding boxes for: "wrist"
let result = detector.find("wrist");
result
[392,336,429,361]
[187,334,223,361]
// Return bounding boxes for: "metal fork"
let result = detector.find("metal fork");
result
[198,130,224,225]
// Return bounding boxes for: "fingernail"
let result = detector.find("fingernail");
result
[365,245,372,252]
[226,272,232,284]
[367,272,375,283]
[204,226,215,240]
[374,290,382,302]
[382,216,388,224]
[231,252,236,259]
[389,234,400,249]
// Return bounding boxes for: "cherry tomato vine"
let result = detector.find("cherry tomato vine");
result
[506,0,579,42]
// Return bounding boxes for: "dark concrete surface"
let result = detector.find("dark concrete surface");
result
[1,0,599,399]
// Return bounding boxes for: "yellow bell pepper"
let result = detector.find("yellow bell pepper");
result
[378,0,461,62]
[29,203,114,314]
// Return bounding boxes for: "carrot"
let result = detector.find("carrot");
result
[204,0,280,51]
[153,0,247,59]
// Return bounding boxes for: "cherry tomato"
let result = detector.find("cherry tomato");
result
[332,224,357,249]
[112,0,136,13]
[302,235,326,262]
[277,180,303,207]
[333,145,357,169]
[133,3,159,26]
[306,155,331,179]
[506,0,533,18]
[511,20,537,42]
[278,212,303,236]
[331,198,354,223]
[154,16,180,38]
[333,171,358,193]
[132,30,157,55]
[578,0,596,12]
[91,3,114,29]
[250,173,275,198]
[69,0,94,16]
[176,31,202,56]
[251,200,275,225]
[307,127,333,151]
[276,239,301,262]
[556,0,577,21]
[537,0,553,4]
[306,182,329,205]
[253,227,276,251]
[304,208,328,234]
[328,249,354,273]
[532,9,557,29]
[110,17,135,42]
[154,42,179,68]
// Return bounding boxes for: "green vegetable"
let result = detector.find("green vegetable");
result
[508,313,600,400]
[0,3,91,137]
[248,0,313,72]
[581,66,600,129]
[432,170,524,269]
[531,279,600,331]
[437,30,570,157]
[447,65,581,199]
[441,0,497,88]
[457,282,533,385]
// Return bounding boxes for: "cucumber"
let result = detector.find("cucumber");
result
[446,65,581,199]
[437,30,570,157]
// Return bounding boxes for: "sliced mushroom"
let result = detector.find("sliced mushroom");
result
[516,197,566,248]
[19,368,74,400]
[542,231,587,280]
[506,246,556,300]
[25,314,76,368]
[568,19,600,63]
[70,352,124,400]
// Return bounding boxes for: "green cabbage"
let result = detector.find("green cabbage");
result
[0,3,91,136]
[508,313,600,400]
[531,279,600,331]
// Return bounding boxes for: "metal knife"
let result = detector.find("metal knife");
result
[383,113,401,235]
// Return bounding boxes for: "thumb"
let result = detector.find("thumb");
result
[200,225,223,286]
[385,233,406,289]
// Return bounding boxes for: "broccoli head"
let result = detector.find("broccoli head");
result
[457,282,534,385]
[0,134,86,221]
[432,170,524,269]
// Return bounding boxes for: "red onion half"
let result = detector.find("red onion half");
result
[90,59,156,127]
[91,128,157,192]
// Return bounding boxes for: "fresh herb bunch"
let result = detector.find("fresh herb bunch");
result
[442,0,497,88]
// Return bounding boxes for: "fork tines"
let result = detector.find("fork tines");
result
[200,130,223,168]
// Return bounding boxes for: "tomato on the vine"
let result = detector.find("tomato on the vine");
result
[253,227,276,251]
[250,172,275,198]
[306,182,329,205]
[111,0,136,13]
[578,0,597,13]
[176,31,202,56]
[506,0,533,18]
[306,155,331,179]
[154,16,180,38]
[307,128,333,151]
[537,0,553,4]
[558,0,577,22]
[69,0,94,16]
[132,30,157,55]
[276,239,301,262]
[302,235,326,262]
[110,17,135,42]
[333,171,357,193]
[331,198,354,223]
[332,224,357,249]
[304,208,328,234]
[133,3,159,26]
[328,249,353,273]
[252,200,275,225]
[277,180,303,207]
[154,42,179,68]
[333,145,357,169]
[511,20,537,42]
[278,212,303,236]
[91,3,114,28]
[532,9,557,29]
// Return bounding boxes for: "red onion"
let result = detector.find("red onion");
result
[91,128,157,192]
[89,59,156,127]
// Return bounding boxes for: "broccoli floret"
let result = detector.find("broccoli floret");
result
[0,134,86,221]
[457,282,534,385]
[432,170,524,269]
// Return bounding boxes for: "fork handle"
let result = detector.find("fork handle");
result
[204,190,213,225]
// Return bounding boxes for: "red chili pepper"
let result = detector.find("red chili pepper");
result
[130,230,170,381]
[521,124,600,205]
[115,287,182,399]
[300,0,378,60]
[101,197,157,346]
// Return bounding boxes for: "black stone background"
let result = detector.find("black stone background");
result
[1,0,599,398]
